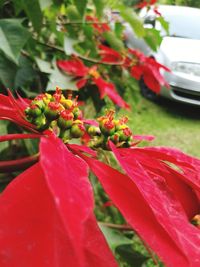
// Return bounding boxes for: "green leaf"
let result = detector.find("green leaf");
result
[39,0,52,10]
[35,58,53,73]
[64,36,79,56]
[157,16,169,35]
[47,67,78,91]
[144,28,162,52]
[73,0,87,17]
[14,56,36,89]
[103,31,125,51]
[66,5,81,21]
[0,52,17,88]
[12,0,23,14]
[92,0,105,18]
[21,0,43,33]
[0,19,30,64]
[114,22,124,39]
[116,245,148,267]
[99,224,133,251]
[118,6,145,38]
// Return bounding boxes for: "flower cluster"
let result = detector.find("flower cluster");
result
[87,110,133,149]
[25,87,85,142]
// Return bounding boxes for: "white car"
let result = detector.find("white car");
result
[125,5,200,105]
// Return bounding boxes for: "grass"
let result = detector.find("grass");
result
[120,89,200,158]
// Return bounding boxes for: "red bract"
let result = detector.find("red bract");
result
[98,45,170,94]
[57,57,89,77]
[86,16,110,34]
[98,45,123,63]
[0,92,36,131]
[93,77,130,109]
[57,58,130,109]
[136,0,157,9]
[128,49,170,93]
[108,142,200,267]
[0,135,118,267]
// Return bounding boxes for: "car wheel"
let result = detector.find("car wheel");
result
[139,78,159,102]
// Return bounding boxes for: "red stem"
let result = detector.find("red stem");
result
[0,133,42,142]
[0,154,39,173]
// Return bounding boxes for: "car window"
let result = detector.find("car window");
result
[163,13,200,39]
[143,6,200,40]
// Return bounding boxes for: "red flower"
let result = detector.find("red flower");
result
[136,0,157,9]
[57,58,130,109]
[0,91,36,132]
[86,16,110,34]
[98,44,123,64]
[128,49,170,93]
[98,46,169,94]
[93,77,130,110]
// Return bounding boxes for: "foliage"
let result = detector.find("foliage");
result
[158,0,200,8]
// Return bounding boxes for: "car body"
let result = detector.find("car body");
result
[124,5,200,105]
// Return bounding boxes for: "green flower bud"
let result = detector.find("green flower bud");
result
[89,135,104,149]
[44,102,63,121]
[99,118,115,136]
[25,105,42,118]
[34,114,47,130]
[70,120,85,138]
[57,110,74,130]
[60,99,73,109]
[117,125,132,141]
[73,107,82,119]
[32,99,45,110]
[88,126,101,136]
[109,132,120,144]
[59,129,71,143]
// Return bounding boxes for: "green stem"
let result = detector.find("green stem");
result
[98,221,133,231]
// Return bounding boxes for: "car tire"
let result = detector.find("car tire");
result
[139,78,159,102]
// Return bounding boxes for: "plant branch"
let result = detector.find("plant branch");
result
[98,221,133,231]
[34,38,124,66]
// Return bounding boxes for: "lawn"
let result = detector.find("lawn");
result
[120,85,200,158]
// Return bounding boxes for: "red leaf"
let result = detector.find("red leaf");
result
[128,50,170,94]
[94,77,130,109]
[110,143,200,267]
[0,135,118,266]
[130,65,143,80]
[81,153,189,267]
[133,134,155,141]
[57,58,89,77]
[76,78,87,89]
[40,135,118,266]
[98,45,122,63]
[143,68,161,93]
[67,143,97,157]
[86,16,110,33]
[143,146,200,192]
[0,93,37,131]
